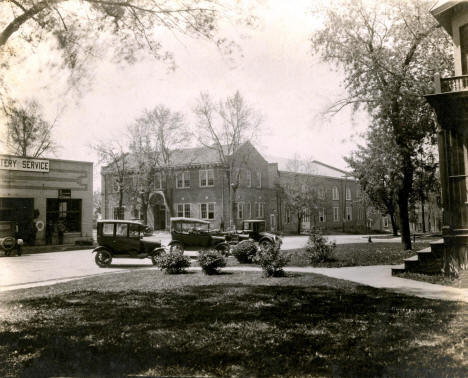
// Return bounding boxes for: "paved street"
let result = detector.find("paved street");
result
[0,233,404,292]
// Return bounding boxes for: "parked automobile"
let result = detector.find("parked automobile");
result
[129,219,153,236]
[93,220,164,267]
[169,217,230,254]
[0,221,23,256]
[241,220,282,251]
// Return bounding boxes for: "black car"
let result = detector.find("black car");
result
[241,220,282,251]
[93,220,163,267]
[0,221,23,256]
[169,217,230,254]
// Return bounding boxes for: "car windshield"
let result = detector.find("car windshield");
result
[129,223,140,238]
[243,222,253,232]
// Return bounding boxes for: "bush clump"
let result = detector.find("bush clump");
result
[154,251,191,274]
[198,249,227,275]
[231,240,258,263]
[254,243,290,277]
[305,229,336,263]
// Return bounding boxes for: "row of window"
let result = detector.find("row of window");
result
[284,184,356,201]
[113,169,264,192]
[284,206,357,224]
[175,201,266,220]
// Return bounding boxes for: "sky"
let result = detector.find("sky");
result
[3,0,369,190]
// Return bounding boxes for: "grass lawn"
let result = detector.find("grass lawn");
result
[0,270,466,377]
[283,241,430,267]
[395,270,468,289]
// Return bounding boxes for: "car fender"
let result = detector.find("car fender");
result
[215,241,230,249]
[92,246,112,255]
[259,236,274,244]
[168,240,183,246]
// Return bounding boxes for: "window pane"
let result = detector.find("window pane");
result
[208,203,215,219]
[103,223,114,236]
[116,223,128,236]
[208,169,214,186]
[184,203,191,218]
[201,203,207,219]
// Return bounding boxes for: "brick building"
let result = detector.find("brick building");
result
[102,142,279,231]
[101,142,369,234]
[276,162,367,233]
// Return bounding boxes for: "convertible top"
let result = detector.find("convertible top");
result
[98,219,144,226]
[170,217,210,224]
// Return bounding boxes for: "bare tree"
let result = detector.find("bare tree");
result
[4,99,58,158]
[194,91,261,228]
[127,105,190,224]
[92,141,129,219]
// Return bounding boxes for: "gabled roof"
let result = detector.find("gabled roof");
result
[265,154,349,179]
[430,0,464,35]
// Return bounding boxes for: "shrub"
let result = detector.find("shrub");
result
[231,240,258,263]
[198,249,227,275]
[305,229,336,263]
[254,243,290,277]
[154,251,191,274]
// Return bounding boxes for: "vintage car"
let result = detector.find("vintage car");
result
[93,220,164,267]
[169,217,230,254]
[0,221,23,256]
[241,219,282,251]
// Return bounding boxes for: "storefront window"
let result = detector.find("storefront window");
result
[46,198,82,232]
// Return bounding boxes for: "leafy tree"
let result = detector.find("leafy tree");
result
[282,157,323,234]
[92,141,129,219]
[4,99,58,158]
[127,105,189,224]
[312,0,453,249]
[194,91,261,228]
[346,128,400,235]
[0,1,237,96]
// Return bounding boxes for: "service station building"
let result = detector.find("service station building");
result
[0,155,93,245]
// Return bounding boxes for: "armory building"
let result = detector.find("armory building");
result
[0,154,93,245]
[101,142,369,233]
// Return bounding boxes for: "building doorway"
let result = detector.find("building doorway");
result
[153,204,166,230]
[0,197,34,243]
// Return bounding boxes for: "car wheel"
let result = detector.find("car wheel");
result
[151,248,165,265]
[95,250,112,267]
[259,239,273,252]
[1,237,15,253]
[170,242,184,255]
[216,244,230,256]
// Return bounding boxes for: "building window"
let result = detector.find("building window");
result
[200,203,215,220]
[113,206,125,220]
[461,23,468,75]
[255,202,264,218]
[112,177,121,193]
[346,187,352,201]
[176,171,190,189]
[318,187,325,200]
[346,206,352,221]
[176,203,191,218]
[319,208,326,223]
[46,198,82,232]
[154,173,162,190]
[237,202,244,219]
[333,207,339,222]
[383,217,389,228]
[257,172,262,188]
[246,170,252,188]
[302,207,310,223]
[246,202,252,218]
[332,186,339,200]
[199,169,214,187]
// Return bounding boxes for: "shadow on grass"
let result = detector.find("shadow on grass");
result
[0,284,465,377]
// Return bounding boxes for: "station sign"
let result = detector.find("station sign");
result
[0,156,49,173]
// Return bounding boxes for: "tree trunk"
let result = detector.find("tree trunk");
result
[118,188,124,219]
[421,197,426,233]
[390,212,398,236]
[398,190,412,250]
[297,214,302,235]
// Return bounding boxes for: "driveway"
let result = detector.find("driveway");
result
[0,233,402,292]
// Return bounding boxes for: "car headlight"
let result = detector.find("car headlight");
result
[17,239,23,246]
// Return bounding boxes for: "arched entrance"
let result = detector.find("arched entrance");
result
[149,192,167,230]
